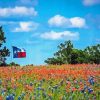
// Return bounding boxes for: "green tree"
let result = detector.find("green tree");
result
[45,40,100,65]
[84,44,100,64]
[0,26,10,66]
[45,40,73,64]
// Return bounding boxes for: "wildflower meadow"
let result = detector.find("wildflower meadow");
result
[0,64,100,100]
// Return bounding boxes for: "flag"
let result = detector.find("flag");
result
[12,46,26,58]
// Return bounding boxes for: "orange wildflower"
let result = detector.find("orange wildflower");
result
[0,96,3,100]
[25,85,33,91]
[72,87,77,92]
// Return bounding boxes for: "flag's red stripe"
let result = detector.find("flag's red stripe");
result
[22,52,26,57]
[18,52,26,58]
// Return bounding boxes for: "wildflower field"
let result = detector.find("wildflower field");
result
[0,64,100,100]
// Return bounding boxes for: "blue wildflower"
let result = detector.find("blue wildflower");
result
[6,94,14,100]
[18,96,21,100]
[88,87,93,94]
[6,96,9,100]
[88,76,94,85]
[37,87,41,90]
[30,82,33,86]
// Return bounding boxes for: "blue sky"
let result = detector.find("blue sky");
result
[0,0,100,65]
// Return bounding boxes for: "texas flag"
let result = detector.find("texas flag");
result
[12,46,26,58]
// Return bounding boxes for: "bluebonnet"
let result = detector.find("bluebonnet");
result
[30,82,33,86]
[6,96,9,100]
[88,76,94,85]
[6,94,14,100]
[37,87,41,90]
[87,87,93,94]
[18,96,21,100]
[81,85,93,94]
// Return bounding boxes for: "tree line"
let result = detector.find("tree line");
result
[45,40,100,65]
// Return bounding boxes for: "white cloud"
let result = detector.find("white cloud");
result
[40,31,79,40]
[48,15,71,27]
[13,21,39,32]
[48,15,86,28]
[83,0,100,6]
[0,6,37,17]
[70,17,86,28]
